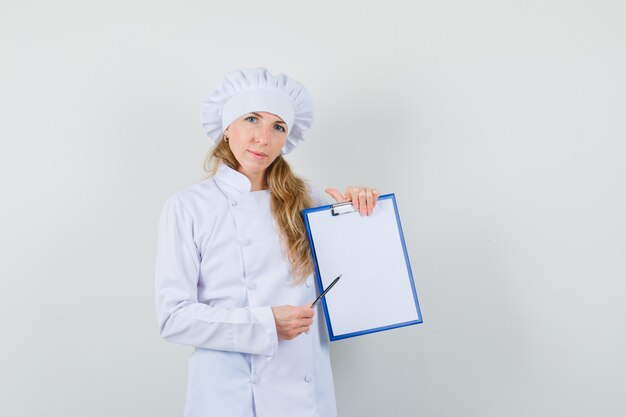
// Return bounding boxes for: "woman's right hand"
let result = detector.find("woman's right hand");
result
[271,304,314,340]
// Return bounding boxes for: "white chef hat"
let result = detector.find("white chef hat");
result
[201,68,314,154]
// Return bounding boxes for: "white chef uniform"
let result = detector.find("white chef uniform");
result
[155,163,337,417]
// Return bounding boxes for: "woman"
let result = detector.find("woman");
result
[155,68,379,417]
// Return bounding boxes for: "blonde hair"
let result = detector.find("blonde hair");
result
[204,137,315,284]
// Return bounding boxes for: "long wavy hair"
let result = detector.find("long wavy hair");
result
[204,137,315,284]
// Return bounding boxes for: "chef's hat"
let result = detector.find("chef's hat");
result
[201,68,314,155]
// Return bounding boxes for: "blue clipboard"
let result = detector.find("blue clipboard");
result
[302,193,422,341]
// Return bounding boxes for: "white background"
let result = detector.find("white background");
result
[1,1,625,416]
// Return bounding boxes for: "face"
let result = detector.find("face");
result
[225,111,288,180]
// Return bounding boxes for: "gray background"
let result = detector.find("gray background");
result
[1,1,625,416]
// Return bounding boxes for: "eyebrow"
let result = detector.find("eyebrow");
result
[250,112,286,125]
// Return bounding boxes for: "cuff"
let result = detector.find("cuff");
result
[250,306,279,358]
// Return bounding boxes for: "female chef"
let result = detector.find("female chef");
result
[155,68,379,417]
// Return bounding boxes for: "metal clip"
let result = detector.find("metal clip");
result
[331,202,356,216]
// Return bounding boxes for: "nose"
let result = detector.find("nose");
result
[254,123,271,145]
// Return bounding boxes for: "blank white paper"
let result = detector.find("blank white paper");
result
[306,196,421,338]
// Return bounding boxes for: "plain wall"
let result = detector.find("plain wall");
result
[1,1,625,416]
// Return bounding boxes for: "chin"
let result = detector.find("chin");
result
[241,162,269,175]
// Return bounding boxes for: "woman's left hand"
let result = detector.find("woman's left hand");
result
[325,186,381,216]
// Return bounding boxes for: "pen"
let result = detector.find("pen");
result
[311,274,342,307]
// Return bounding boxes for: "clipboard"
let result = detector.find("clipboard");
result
[303,193,422,341]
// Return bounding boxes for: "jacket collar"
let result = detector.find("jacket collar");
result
[213,164,252,193]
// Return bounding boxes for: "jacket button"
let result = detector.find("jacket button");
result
[247,282,257,290]
[229,198,237,206]
[250,375,259,384]
[305,279,311,288]
[304,374,313,383]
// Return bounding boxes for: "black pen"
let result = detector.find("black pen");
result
[312,274,342,307]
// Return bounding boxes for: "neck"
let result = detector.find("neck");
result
[239,168,267,191]
[249,176,266,191]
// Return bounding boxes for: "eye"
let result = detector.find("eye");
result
[245,116,257,123]
[274,124,286,133]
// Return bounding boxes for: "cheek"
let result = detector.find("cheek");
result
[228,141,247,160]
[274,135,287,153]
[271,145,284,158]
[228,134,248,151]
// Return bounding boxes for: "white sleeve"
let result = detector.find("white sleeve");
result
[154,197,278,357]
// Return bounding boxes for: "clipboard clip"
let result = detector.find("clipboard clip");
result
[331,202,356,216]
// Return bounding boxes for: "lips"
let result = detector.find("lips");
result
[248,150,268,159]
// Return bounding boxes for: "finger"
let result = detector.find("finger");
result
[302,303,315,317]
[365,188,374,215]
[299,309,314,319]
[325,188,347,203]
[367,187,380,215]
[288,326,308,339]
[295,325,311,335]
[370,188,381,214]
[349,186,360,211]
[372,189,381,204]
[358,189,367,215]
